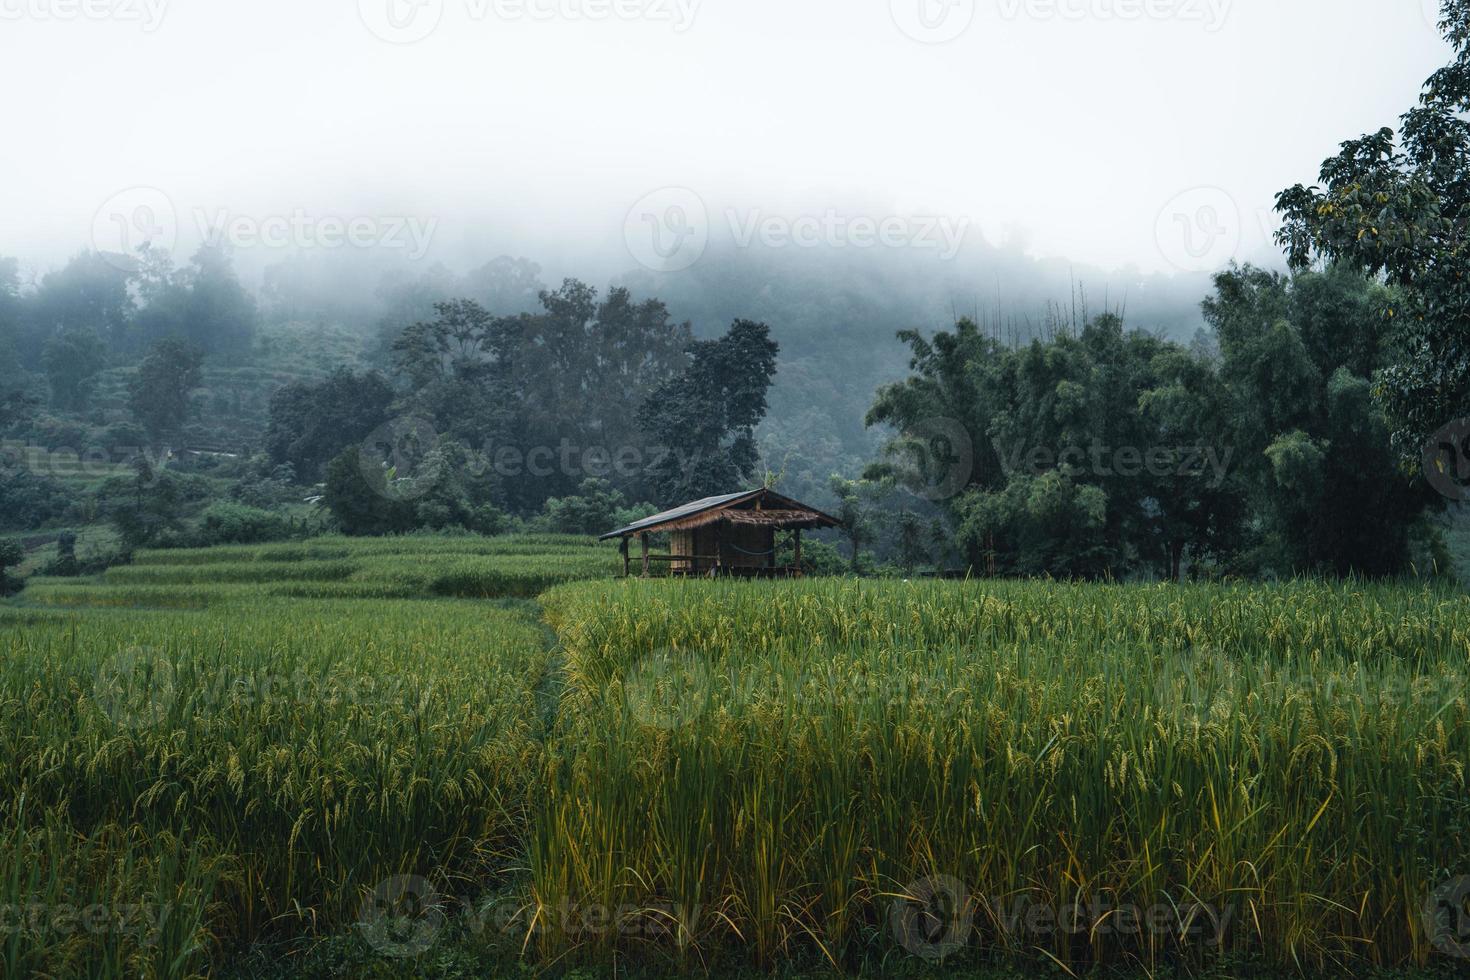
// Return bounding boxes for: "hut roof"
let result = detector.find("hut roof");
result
[598,488,841,540]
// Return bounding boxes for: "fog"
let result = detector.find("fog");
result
[0,0,1450,289]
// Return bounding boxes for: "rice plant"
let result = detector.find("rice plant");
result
[4,546,1468,976]
[536,578,1470,973]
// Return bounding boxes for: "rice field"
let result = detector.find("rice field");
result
[536,578,1470,974]
[2,542,1468,977]
[19,534,620,607]
[0,599,552,977]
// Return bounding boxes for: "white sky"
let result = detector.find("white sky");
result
[0,0,1453,282]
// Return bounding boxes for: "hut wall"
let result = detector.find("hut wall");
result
[722,523,776,569]
[694,526,719,572]
[670,530,695,574]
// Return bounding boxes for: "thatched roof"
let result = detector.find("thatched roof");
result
[599,488,841,540]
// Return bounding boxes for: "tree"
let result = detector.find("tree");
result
[97,457,203,550]
[539,479,634,535]
[828,475,879,573]
[133,246,259,355]
[512,281,691,470]
[637,319,779,502]
[28,251,133,353]
[128,338,204,443]
[323,440,506,537]
[462,255,544,314]
[264,367,396,481]
[1203,264,1429,575]
[866,314,1241,580]
[892,508,931,575]
[323,447,418,536]
[382,280,693,513]
[0,539,24,593]
[1275,1,1470,464]
[391,298,518,453]
[0,390,37,433]
[0,469,74,531]
[41,328,108,411]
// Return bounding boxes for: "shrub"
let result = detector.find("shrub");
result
[193,502,292,546]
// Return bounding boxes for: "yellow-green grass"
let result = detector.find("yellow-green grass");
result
[0,598,552,977]
[127,533,609,565]
[6,546,1470,977]
[536,578,1470,972]
[18,534,620,608]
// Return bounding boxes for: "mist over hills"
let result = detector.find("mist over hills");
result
[252,232,1217,492]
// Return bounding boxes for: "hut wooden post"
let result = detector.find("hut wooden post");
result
[619,537,630,577]
[640,534,650,577]
[793,529,802,577]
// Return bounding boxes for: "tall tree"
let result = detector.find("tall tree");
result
[128,338,204,444]
[1203,264,1429,575]
[28,251,133,355]
[867,314,1244,580]
[389,281,691,512]
[133,246,259,355]
[1275,1,1470,464]
[41,328,108,411]
[391,297,518,453]
[637,319,779,501]
[508,281,691,501]
[265,367,397,481]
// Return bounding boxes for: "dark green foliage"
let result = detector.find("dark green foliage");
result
[229,457,299,509]
[323,442,508,537]
[867,314,1241,580]
[0,539,23,592]
[637,319,779,502]
[26,251,133,354]
[96,457,211,550]
[1204,265,1431,575]
[264,367,395,481]
[130,245,259,355]
[390,283,693,512]
[41,327,107,411]
[48,531,79,577]
[866,265,1426,580]
[193,502,292,546]
[828,475,880,573]
[0,469,76,531]
[508,281,692,505]
[127,337,204,443]
[537,478,653,536]
[1275,1,1470,462]
[324,447,425,537]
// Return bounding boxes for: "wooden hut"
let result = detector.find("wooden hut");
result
[599,488,841,578]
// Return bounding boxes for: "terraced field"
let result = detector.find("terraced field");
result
[2,544,1468,978]
[19,534,620,606]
